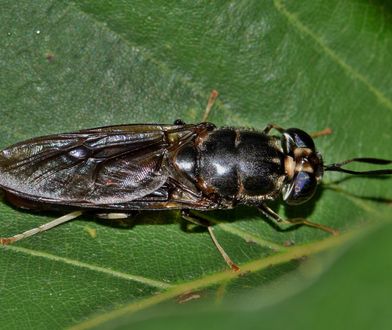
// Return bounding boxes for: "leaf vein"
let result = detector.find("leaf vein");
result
[2,245,171,289]
[71,3,249,126]
[274,0,392,112]
[69,227,369,330]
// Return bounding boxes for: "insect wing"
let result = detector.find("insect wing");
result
[0,124,196,206]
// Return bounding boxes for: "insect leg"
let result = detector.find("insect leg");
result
[207,226,240,272]
[262,124,332,139]
[181,210,240,272]
[258,204,339,236]
[262,123,285,135]
[201,89,219,122]
[0,210,83,245]
[310,127,333,138]
[95,212,137,228]
[173,119,186,125]
[96,213,133,219]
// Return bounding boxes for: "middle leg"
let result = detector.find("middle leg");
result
[181,210,240,271]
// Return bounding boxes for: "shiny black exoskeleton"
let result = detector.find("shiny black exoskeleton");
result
[175,124,323,210]
[0,122,323,212]
[0,120,390,250]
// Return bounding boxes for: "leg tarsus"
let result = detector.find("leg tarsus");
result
[0,237,15,245]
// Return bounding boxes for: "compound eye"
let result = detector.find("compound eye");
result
[283,171,318,205]
[283,128,315,154]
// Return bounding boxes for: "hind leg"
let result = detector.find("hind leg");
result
[0,211,83,245]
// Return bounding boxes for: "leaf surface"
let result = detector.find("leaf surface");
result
[0,1,391,329]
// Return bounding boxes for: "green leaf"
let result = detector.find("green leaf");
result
[0,1,391,329]
[104,222,392,330]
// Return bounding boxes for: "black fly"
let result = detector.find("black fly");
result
[0,91,391,270]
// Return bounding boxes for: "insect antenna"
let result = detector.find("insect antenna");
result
[324,158,392,175]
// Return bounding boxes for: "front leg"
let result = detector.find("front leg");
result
[262,123,285,135]
[262,124,332,139]
[258,203,339,236]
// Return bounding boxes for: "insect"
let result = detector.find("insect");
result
[0,92,391,271]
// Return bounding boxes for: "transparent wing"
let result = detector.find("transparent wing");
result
[0,124,199,206]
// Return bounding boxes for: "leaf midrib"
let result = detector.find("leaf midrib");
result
[68,225,373,330]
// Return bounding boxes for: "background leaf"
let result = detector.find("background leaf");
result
[106,222,392,330]
[0,1,391,329]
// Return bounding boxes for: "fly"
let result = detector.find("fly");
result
[0,91,391,271]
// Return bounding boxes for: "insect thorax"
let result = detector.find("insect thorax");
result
[176,128,286,205]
